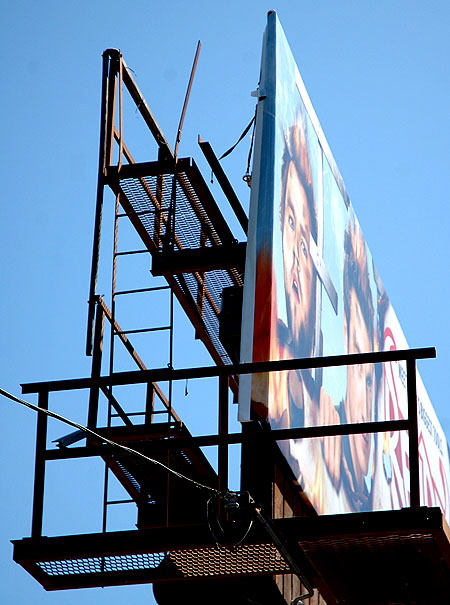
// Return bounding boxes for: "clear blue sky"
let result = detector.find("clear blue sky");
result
[1,1,449,604]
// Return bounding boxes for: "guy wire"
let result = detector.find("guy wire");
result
[0,387,219,495]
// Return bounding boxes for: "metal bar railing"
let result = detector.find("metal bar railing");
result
[25,346,435,538]
[22,347,436,393]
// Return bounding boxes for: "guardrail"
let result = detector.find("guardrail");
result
[22,346,435,538]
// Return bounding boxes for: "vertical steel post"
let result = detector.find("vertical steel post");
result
[86,50,119,355]
[87,298,104,431]
[407,357,420,507]
[31,390,48,538]
[145,382,155,424]
[218,371,229,494]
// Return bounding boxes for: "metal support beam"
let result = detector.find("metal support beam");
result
[87,298,104,431]
[218,372,229,493]
[42,418,411,462]
[151,242,246,275]
[22,347,437,394]
[86,50,118,356]
[32,391,48,539]
[198,137,248,235]
[407,357,420,507]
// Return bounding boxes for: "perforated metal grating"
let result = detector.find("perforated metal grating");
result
[168,543,290,577]
[35,544,290,580]
[300,531,436,556]
[15,508,450,598]
[37,552,165,576]
[118,166,243,365]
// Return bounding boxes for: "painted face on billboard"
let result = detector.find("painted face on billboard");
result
[282,160,315,355]
[343,220,375,495]
[345,290,374,483]
[280,119,317,360]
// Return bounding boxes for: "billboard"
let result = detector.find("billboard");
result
[239,11,450,518]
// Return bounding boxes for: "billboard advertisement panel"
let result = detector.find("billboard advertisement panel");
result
[239,11,450,518]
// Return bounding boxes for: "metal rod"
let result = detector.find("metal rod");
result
[118,55,124,170]
[87,299,104,431]
[254,504,314,601]
[23,347,436,393]
[407,358,420,507]
[86,51,118,356]
[117,208,170,218]
[97,296,148,374]
[44,418,411,461]
[111,411,145,418]
[31,391,48,538]
[115,285,170,296]
[94,296,182,424]
[174,41,201,161]
[114,326,171,335]
[218,373,229,493]
[120,53,173,160]
[114,249,149,256]
[100,386,133,428]
[145,382,155,424]
[198,137,248,235]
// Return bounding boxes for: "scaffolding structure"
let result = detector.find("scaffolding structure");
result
[12,49,450,604]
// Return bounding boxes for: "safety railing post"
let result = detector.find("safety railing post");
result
[218,371,229,494]
[31,390,48,538]
[407,357,420,507]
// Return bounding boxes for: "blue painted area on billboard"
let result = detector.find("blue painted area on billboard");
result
[240,11,450,518]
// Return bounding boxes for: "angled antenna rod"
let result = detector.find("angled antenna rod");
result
[174,40,201,160]
[165,40,202,250]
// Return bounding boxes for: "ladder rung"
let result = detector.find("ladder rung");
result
[111,411,145,418]
[106,499,135,505]
[150,410,173,415]
[115,249,149,256]
[117,208,171,218]
[115,285,170,296]
[115,326,171,335]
